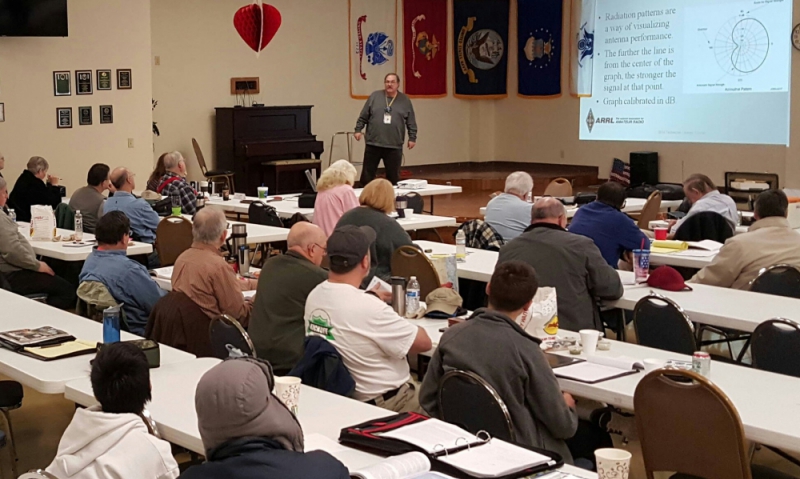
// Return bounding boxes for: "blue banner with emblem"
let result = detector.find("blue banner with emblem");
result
[518,0,563,97]
[453,0,509,99]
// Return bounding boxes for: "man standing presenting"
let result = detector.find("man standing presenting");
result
[354,73,417,185]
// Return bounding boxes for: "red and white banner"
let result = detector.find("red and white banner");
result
[403,0,447,98]
[349,0,398,99]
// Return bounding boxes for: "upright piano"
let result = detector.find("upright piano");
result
[215,105,324,195]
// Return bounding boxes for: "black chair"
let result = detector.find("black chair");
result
[437,370,515,442]
[209,315,255,359]
[673,211,734,244]
[633,293,697,355]
[749,264,800,299]
[0,380,23,477]
[751,318,800,378]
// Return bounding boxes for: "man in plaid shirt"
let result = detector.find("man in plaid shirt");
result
[156,151,197,215]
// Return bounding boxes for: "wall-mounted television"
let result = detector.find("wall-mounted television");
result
[0,0,68,37]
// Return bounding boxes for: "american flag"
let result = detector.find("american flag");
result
[610,158,630,187]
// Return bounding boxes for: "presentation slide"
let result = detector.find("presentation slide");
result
[579,0,792,145]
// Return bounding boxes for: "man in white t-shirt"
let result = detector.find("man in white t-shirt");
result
[304,225,432,412]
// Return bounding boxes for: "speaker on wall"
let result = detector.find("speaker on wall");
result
[630,151,659,186]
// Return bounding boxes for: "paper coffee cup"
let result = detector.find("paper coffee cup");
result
[595,448,632,479]
[579,329,602,355]
[274,376,301,415]
[404,208,414,218]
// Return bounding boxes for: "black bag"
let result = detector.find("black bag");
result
[575,192,597,205]
[654,183,685,201]
[627,184,657,199]
[247,201,283,227]
[299,192,317,208]
[151,197,173,216]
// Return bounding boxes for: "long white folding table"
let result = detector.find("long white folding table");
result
[0,290,195,394]
[480,197,684,218]
[416,320,800,454]
[208,183,462,219]
[413,241,800,332]
[63,357,595,477]
[167,215,289,244]
[17,223,153,262]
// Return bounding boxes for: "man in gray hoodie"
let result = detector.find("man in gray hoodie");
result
[419,261,579,463]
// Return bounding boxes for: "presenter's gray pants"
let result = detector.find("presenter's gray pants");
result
[361,145,402,186]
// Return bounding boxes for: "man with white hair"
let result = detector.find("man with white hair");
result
[172,207,257,326]
[156,151,197,215]
[484,171,534,241]
[249,222,329,374]
[498,197,623,331]
[9,156,62,223]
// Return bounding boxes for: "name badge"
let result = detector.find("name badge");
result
[383,113,392,124]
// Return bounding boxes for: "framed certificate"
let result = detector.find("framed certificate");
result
[97,70,112,90]
[78,106,92,126]
[117,69,132,89]
[76,70,93,95]
[57,107,73,128]
[53,71,71,96]
[100,105,113,124]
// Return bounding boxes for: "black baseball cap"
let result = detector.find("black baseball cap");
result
[327,225,376,269]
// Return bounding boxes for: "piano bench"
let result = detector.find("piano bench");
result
[261,158,321,167]
[260,158,322,194]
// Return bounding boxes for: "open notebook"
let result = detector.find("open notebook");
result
[549,354,642,384]
[650,239,722,256]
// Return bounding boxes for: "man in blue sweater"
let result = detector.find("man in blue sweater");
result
[569,182,649,269]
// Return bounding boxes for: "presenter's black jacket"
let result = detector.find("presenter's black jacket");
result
[8,169,62,223]
[498,223,623,331]
[179,437,350,479]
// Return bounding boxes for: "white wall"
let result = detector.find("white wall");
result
[0,0,153,193]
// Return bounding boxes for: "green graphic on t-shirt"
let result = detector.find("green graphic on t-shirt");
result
[308,313,335,341]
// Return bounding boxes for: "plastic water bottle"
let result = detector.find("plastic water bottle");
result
[74,210,83,241]
[405,276,420,317]
[8,209,16,222]
[102,305,121,344]
[455,229,467,263]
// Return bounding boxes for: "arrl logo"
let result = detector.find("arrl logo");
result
[596,117,614,124]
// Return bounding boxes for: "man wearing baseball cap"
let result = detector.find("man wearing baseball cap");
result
[304,225,432,412]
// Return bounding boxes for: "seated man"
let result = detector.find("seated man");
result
[104,167,160,245]
[484,171,534,241]
[172,207,257,326]
[250,222,328,375]
[46,342,180,479]
[670,173,738,235]
[0,176,75,309]
[156,151,196,215]
[498,198,622,331]
[69,163,111,234]
[304,225,431,412]
[80,211,166,335]
[420,261,579,463]
[691,189,800,289]
[8,156,62,223]
[569,182,649,268]
[181,357,349,479]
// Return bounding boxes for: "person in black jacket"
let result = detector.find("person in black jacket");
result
[9,156,62,223]
[180,357,350,479]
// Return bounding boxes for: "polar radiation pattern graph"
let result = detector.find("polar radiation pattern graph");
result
[714,16,769,76]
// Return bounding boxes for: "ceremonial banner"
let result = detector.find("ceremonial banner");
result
[570,0,595,97]
[349,0,398,99]
[518,0,563,98]
[453,0,509,99]
[403,0,447,98]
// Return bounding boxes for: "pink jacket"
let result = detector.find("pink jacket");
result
[313,184,360,237]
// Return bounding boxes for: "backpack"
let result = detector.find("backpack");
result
[247,201,283,227]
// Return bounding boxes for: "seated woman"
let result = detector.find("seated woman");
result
[180,357,349,479]
[313,159,359,237]
[336,178,413,284]
[8,156,62,223]
[0,176,75,309]
[145,153,167,192]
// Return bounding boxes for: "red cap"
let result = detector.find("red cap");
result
[647,266,693,292]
